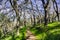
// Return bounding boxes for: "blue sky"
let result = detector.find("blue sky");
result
[0,0,60,7]
[0,0,60,14]
[0,0,60,20]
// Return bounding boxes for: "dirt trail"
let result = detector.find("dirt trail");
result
[26,30,36,40]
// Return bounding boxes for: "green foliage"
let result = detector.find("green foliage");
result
[30,22,60,40]
[0,26,27,40]
[0,22,60,40]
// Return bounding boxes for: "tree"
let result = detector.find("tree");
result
[52,0,60,21]
[23,9,26,27]
[30,0,36,27]
[24,0,28,4]
[34,0,41,25]
[41,0,50,26]
[9,0,20,35]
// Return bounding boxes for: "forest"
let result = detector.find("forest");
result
[0,0,60,40]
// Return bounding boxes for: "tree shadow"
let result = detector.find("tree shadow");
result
[30,26,45,35]
[45,32,60,40]
[30,23,60,36]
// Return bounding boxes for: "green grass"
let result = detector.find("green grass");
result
[30,22,60,40]
[0,26,27,40]
[0,22,60,40]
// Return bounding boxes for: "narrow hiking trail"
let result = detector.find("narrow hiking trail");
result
[26,30,36,40]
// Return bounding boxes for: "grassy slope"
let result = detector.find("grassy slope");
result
[30,22,60,40]
[0,22,60,40]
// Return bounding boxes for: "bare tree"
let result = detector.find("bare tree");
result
[41,0,50,26]
[9,0,20,35]
[52,0,60,21]
[34,0,41,24]
[23,9,26,27]
[30,0,36,27]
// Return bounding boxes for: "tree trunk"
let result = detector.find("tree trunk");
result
[30,0,36,27]
[41,0,50,26]
[52,0,60,21]
[9,0,20,35]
